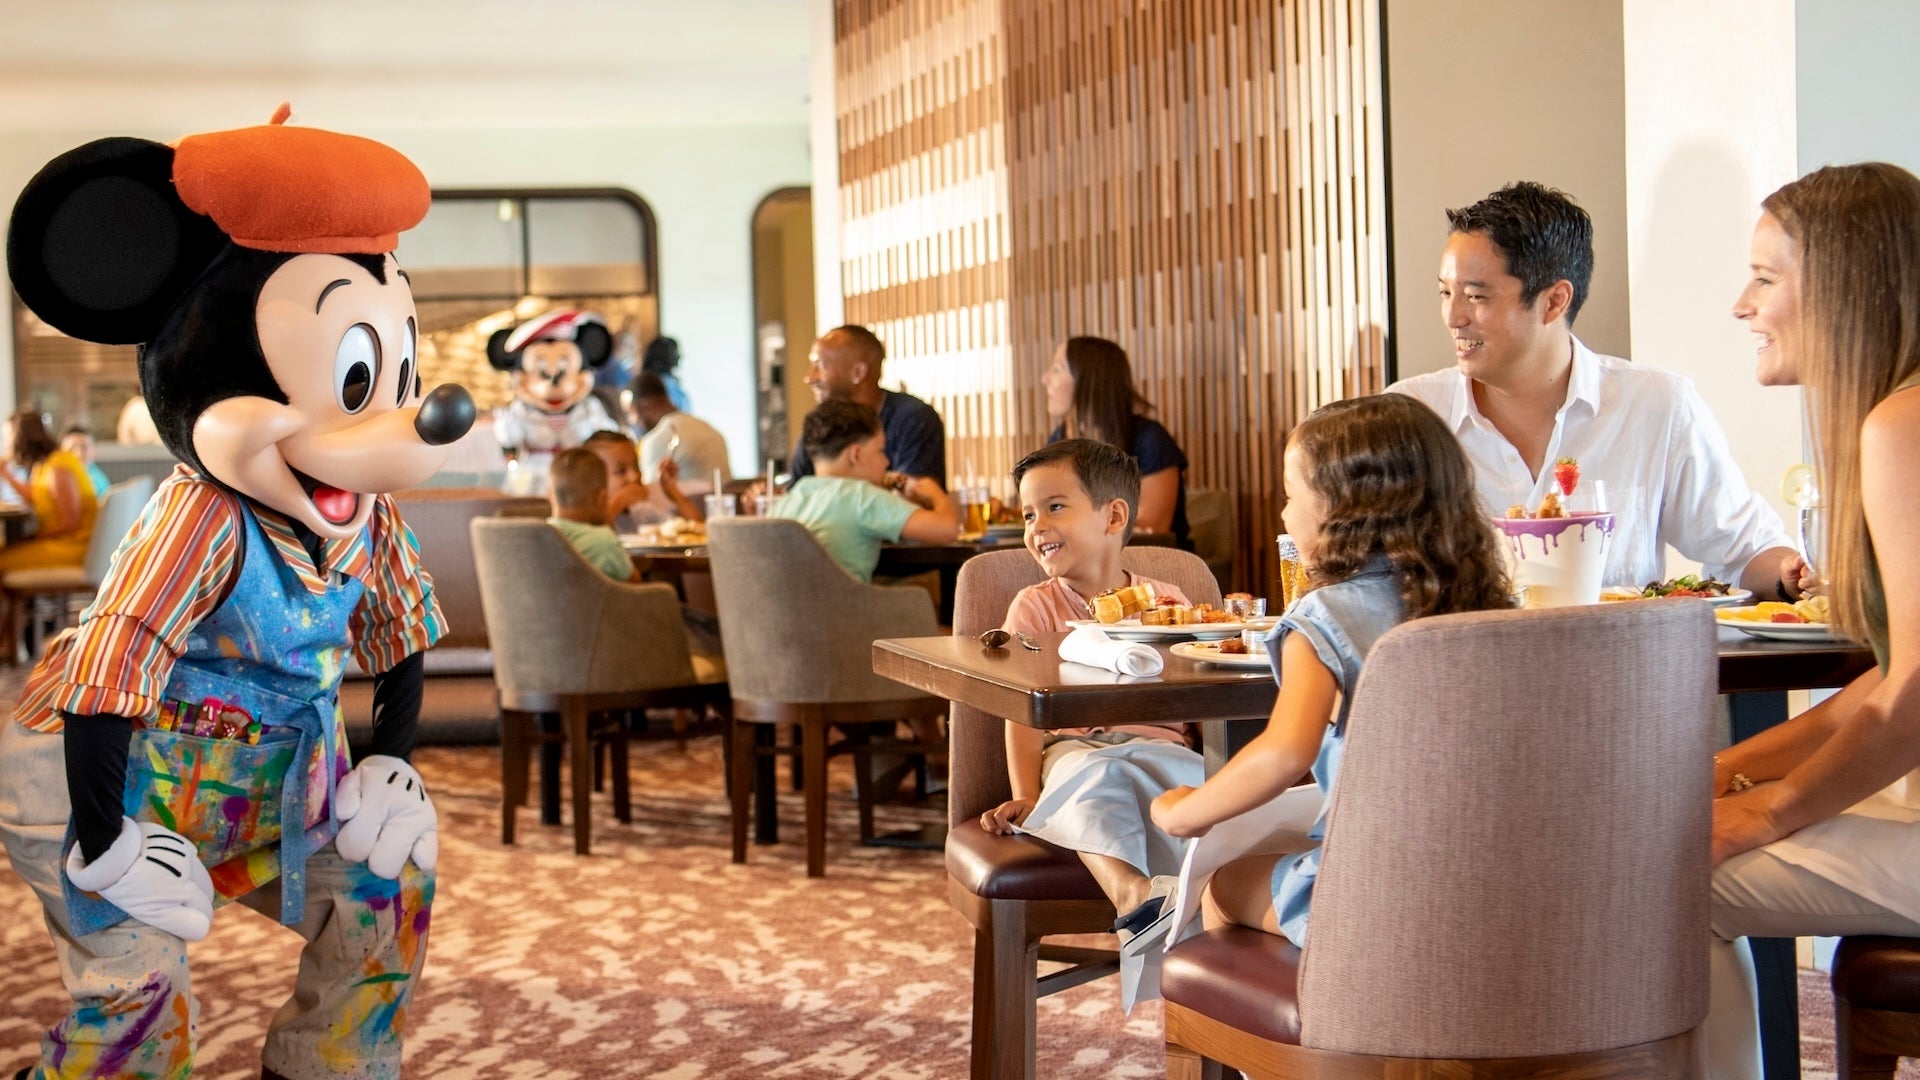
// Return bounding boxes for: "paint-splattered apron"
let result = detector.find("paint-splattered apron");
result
[63,504,362,933]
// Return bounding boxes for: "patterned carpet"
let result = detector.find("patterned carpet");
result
[0,679,1910,1076]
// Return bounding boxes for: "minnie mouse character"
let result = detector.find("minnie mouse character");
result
[0,106,474,1079]
[488,308,621,494]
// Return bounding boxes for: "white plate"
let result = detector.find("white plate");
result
[1065,618,1246,641]
[1715,608,1843,642]
[1169,640,1274,669]
[1602,587,1754,608]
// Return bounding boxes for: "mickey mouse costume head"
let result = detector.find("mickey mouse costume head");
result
[1,107,467,1077]
[7,102,476,536]
[487,307,621,492]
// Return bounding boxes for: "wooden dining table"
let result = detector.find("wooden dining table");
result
[624,529,1035,623]
[874,622,1875,1080]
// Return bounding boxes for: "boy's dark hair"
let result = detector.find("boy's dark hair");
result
[61,424,89,439]
[1446,181,1593,324]
[632,371,671,402]
[1012,438,1141,542]
[549,446,608,511]
[801,398,882,462]
[582,429,634,451]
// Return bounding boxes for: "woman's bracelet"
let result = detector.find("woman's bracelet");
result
[1715,755,1756,793]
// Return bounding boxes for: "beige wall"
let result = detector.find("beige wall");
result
[1384,0,1631,379]
[1622,0,1802,559]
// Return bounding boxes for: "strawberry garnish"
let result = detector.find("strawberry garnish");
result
[1552,457,1580,497]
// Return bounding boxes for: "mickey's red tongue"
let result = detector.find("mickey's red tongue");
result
[313,486,357,525]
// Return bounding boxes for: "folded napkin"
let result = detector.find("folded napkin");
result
[1059,625,1164,676]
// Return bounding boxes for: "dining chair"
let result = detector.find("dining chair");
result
[470,517,729,856]
[1831,936,1920,1078]
[705,517,949,877]
[945,545,1222,1080]
[1160,599,1717,1079]
[1,475,156,663]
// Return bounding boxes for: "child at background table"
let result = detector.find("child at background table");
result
[547,447,640,582]
[59,426,111,499]
[1151,394,1514,945]
[548,446,724,655]
[978,438,1195,942]
[583,429,702,528]
[771,399,958,583]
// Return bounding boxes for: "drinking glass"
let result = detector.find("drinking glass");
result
[751,493,777,518]
[1275,534,1307,610]
[959,481,990,536]
[704,493,738,519]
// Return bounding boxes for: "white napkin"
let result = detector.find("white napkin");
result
[1058,625,1164,676]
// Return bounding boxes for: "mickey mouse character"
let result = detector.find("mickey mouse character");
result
[488,308,620,495]
[0,106,474,1079]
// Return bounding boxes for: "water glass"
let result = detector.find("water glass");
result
[704,493,738,519]
[751,493,777,518]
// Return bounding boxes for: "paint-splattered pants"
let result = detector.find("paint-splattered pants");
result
[0,720,434,1079]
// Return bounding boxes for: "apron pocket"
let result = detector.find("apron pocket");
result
[124,725,301,869]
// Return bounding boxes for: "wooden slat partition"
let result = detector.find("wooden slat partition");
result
[834,0,1387,595]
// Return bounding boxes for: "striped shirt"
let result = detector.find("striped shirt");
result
[14,465,445,732]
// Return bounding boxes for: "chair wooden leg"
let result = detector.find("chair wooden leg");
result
[1836,998,1911,1079]
[730,711,756,864]
[802,712,829,878]
[971,897,1039,1080]
[1165,1042,1209,1080]
[610,727,631,824]
[592,734,606,793]
[563,697,592,856]
[850,727,877,843]
[500,710,529,845]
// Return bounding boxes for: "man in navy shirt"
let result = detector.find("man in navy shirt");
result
[787,325,948,490]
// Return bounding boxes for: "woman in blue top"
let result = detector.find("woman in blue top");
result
[1043,336,1189,547]
[1152,394,1514,945]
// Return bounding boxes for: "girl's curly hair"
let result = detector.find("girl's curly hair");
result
[1290,394,1514,618]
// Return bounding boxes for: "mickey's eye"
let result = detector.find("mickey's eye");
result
[335,324,379,414]
[395,319,417,407]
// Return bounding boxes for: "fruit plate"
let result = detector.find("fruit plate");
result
[1169,640,1273,670]
[1064,618,1247,642]
[1715,607,1843,642]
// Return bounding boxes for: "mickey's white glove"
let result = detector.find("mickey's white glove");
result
[65,816,215,941]
[333,755,438,879]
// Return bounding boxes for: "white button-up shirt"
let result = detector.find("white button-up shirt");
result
[1389,338,1792,589]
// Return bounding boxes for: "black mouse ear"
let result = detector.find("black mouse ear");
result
[574,322,614,368]
[7,137,228,345]
[486,327,521,371]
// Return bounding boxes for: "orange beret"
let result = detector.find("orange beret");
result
[171,105,429,255]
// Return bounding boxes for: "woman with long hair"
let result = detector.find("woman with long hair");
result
[0,409,97,573]
[1711,162,1920,1077]
[1042,336,1190,546]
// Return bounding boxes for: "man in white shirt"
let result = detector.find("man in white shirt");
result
[1390,181,1803,598]
[629,372,733,490]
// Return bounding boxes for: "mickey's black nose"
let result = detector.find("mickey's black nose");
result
[414,384,476,446]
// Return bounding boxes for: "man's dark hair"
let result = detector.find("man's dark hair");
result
[825,324,886,367]
[801,398,882,462]
[641,336,680,375]
[633,371,671,402]
[1012,438,1141,542]
[1446,181,1593,324]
